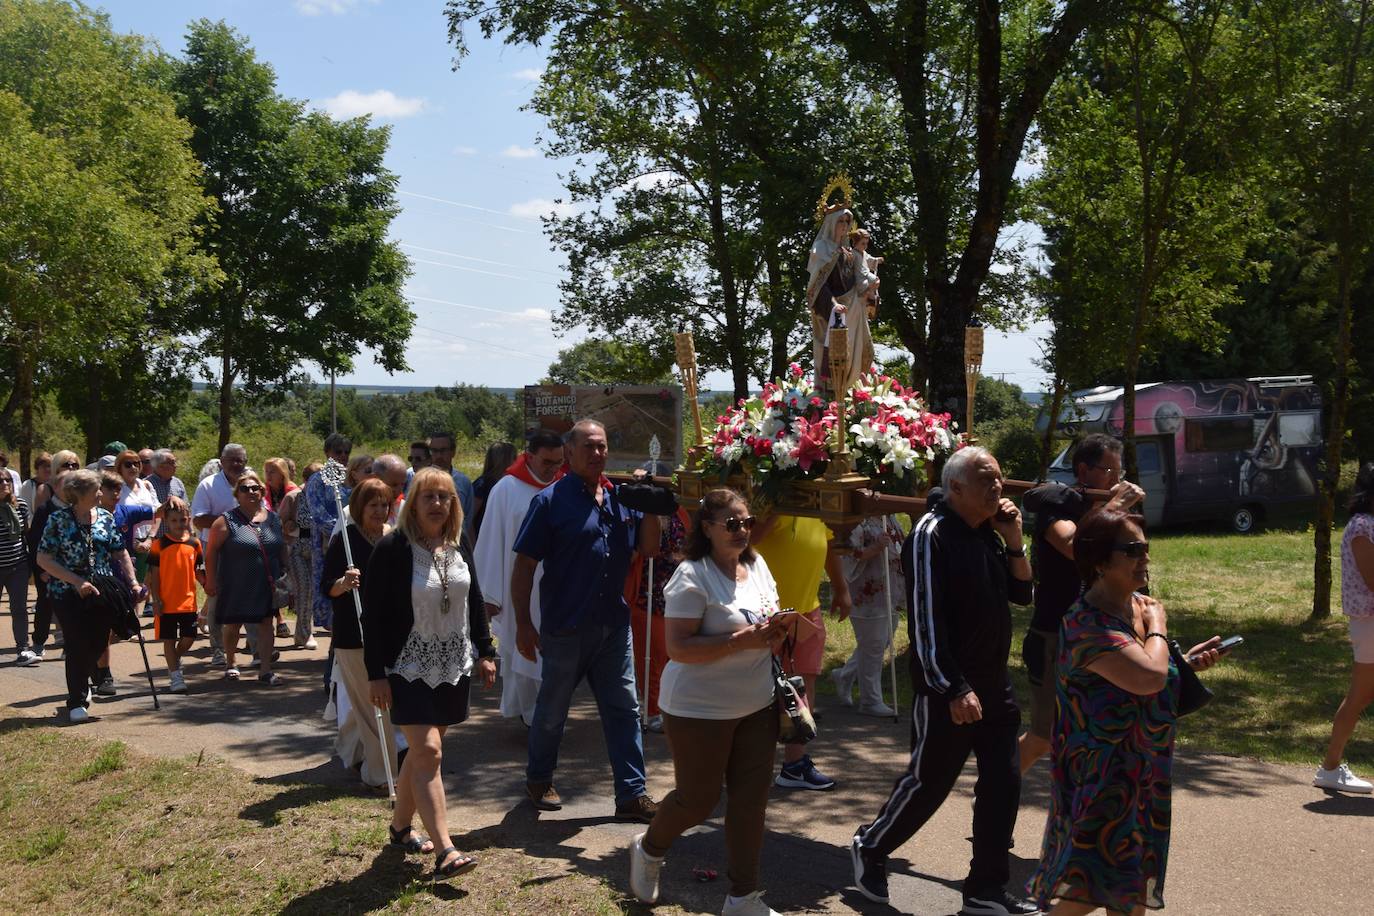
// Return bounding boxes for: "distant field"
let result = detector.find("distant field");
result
[819,526,1371,770]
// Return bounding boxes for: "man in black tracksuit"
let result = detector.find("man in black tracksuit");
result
[851,447,1038,916]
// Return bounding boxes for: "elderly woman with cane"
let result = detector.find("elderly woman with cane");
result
[36,470,138,722]
[364,467,497,879]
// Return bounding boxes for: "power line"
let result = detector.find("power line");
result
[412,324,556,364]
[408,256,559,286]
[399,242,564,277]
[398,189,540,221]
[408,293,552,321]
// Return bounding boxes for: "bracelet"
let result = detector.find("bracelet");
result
[1005,546,1025,558]
[1145,631,1168,643]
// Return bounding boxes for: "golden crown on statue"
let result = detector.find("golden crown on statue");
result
[814,173,855,224]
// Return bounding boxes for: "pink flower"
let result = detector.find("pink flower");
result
[789,362,804,379]
[794,426,831,472]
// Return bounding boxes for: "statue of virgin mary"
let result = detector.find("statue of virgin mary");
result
[806,208,855,390]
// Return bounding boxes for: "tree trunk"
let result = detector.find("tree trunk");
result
[764,247,791,381]
[1311,250,1355,622]
[84,364,102,463]
[218,342,233,454]
[18,351,34,479]
[1038,377,1067,478]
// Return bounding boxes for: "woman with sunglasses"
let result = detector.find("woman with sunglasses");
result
[204,469,287,685]
[1027,509,1221,915]
[629,488,791,915]
[115,450,161,601]
[364,467,497,880]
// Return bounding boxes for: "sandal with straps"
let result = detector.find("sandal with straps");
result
[388,824,434,854]
[433,846,478,880]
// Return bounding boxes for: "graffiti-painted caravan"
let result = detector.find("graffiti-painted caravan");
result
[1041,377,1321,533]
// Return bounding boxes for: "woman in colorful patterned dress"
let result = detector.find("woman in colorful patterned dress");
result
[1027,509,1221,914]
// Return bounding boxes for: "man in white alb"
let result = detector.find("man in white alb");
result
[473,429,565,725]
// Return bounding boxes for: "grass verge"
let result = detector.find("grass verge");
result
[817,526,1372,770]
[0,726,651,914]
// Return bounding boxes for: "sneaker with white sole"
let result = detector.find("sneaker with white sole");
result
[961,887,1041,915]
[850,829,889,904]
[169,670,188,694]
[211,649,227,668]
[628,833,662,903]
[1314,762,1374,794]
[720,890,779,915]
[95,676,117,697]
[775,755,836,790]
[15,648,35,666]
[858,702,896,717]
[21,647,43,667]
[68,706,90,724]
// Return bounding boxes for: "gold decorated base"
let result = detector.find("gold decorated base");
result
[675,466,871,536]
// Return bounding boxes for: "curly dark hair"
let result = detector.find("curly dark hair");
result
[683,488,756,563]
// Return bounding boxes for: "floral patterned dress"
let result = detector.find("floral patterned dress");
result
[1027,599,1178,913]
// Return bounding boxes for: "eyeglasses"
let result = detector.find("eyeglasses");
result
[714,516,756,534]
[237,485,264,494]
[418,491,454,505]
[1111,541,1149,558]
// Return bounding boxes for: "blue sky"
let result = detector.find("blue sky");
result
[102,0,1051,394]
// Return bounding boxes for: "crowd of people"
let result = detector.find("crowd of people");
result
[1,427,1372,916]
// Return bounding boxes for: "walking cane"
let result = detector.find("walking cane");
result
[320,459,397,807]
[880,517,899,723]
[132,590,160,710]
[641,435,661,729]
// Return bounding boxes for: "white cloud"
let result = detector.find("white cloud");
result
[620,170,681,193]
[501,144,539,159]
[322,89,426,120]
[294,0,377,15]
[508,198,578,219]
[512,68,544,82]
[452,145,477,156]
[519,307,552,321]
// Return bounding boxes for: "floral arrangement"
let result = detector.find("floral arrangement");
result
[702,365,956,499]
[845,372,956,495]
[703,364,835,502]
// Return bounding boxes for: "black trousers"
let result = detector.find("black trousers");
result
[859,676,1021,893]
[51,593,113,711]
[30,572,54,648]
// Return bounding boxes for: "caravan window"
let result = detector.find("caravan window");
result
[1137,441,1162,475]
[1278,412,1320,447]
[1184,417,1253,452]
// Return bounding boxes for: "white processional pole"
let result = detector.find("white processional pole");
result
[641,435,661,729]
[881,516,900,723]
[321,459,397,807]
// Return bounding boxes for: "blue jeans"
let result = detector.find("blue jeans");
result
[527,621,647,804]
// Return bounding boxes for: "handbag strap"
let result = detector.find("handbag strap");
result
[237,509,278,598]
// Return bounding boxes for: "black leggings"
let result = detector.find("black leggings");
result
[51,593,113,710]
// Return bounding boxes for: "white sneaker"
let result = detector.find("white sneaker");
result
[68,707,89,724]
[16,648,35,666]
[830,669,854,707]
[645,715,664,733]
[721,890,780,915]
[21,648,42,667]
[858,702,896,717]
[1314,763,1374,794]
[169,670,188,694]
[628,833,662,903]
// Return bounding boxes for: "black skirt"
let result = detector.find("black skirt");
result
[388,673,471,727]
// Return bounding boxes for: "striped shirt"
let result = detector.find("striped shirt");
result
[0,499,32,571]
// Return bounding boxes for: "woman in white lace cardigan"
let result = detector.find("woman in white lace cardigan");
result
[364,467,497,880]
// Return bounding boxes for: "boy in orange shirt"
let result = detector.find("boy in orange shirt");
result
[146,497,204,694]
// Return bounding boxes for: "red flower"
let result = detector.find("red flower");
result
[753,438,774,457]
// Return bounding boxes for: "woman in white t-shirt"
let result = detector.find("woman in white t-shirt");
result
[1315,462,1374,794]
[628,489,792,916]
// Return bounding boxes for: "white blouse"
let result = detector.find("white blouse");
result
[388,542,475,687]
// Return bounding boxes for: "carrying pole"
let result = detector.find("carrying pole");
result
[321,459,397,807]
[881,516,899,723]
[641,435,661,729]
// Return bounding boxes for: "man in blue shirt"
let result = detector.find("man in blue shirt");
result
[427,431,475,541]
[512,419,661,822]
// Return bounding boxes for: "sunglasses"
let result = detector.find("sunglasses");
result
[238,484,264,494]
[1112,541,1150,558]
[121,461,140,469]
[60,461,80,469]
[714,516,756,534]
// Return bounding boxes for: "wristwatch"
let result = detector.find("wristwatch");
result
[1005,546,1026,558]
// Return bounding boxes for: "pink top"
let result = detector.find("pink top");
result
[1340,513,1374,618]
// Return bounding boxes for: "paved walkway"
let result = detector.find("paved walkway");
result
[2,624,1370,914]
